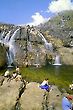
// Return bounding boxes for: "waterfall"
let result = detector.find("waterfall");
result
[9,28,20,43]
[6,51,14,67]
[8,28,20,55]
[0,31,5,42]
[53,54,61,66]
[7,28,20,65]
[4,31,11,43]
[33,52,40,67]
[0,31,11,46]
[37,31,62,66]
[0,28,20,67]
[1,31,5,39]
[38,32,53,52]
[38,32,47,43]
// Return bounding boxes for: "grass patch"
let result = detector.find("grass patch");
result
[0,65,73,93]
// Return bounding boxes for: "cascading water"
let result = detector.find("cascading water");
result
[4,30,11,43]
[0,31,5,43]
[0,28,20,67]
[33,51,40,67]
[6,51,14,66]
[53,54,61,66]
[37,31,62,66]
[38,31,53,52]
[7,28,20,66]
[0,31,5,40]
[0,26,62,67]
[9,28,19,42]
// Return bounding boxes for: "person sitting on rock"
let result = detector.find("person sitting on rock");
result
[16,66,20,74]
[4,69,12,81]
[4,69,10,77]
[39,78,51,92]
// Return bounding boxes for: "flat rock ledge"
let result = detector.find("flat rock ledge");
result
[0,76,63,110]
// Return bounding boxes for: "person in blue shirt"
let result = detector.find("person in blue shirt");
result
[62,95,73,110]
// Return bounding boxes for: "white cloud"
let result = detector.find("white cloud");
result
[27,12,49,26]
[48,0,73,13]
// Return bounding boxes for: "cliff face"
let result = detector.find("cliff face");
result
[0,25,53,67]
[39,10,73,43]
[57,47,73,65]
[0,20,73,66]
[13,28,47,67]
[38,11,73,65]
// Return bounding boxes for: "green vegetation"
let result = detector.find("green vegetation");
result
[20,65,73,93]
[40,10,73,47]
[0,65,73,93]
[1,65,72,93]
[47,10,73,29]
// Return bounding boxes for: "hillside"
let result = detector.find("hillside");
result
[39,10,73,47]
[0,22,15,32]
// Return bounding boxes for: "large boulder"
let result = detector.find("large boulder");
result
[20,82,63,110]
[20,82,46,110]
[0,78,23,110]
[0,77,64,110]
[48,85,62,110]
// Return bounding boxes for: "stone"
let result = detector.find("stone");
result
[48,85,62,110]
[20,82,46,110]
[0,78,22,110]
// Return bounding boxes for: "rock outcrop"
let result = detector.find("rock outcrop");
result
[57,47,73,65]
[0,76,25,110]
[20,82,46,110]
[49,85,62,110]
[0,76,64,110]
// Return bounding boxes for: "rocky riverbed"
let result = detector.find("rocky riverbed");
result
[0,75,72,110]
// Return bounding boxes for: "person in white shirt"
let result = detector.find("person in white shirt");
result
[39,78,51,92]
[16,66,20,74]
[4,70,9,77]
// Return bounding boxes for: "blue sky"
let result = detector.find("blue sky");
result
[0,0,51,25]
[0,0,73,25]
